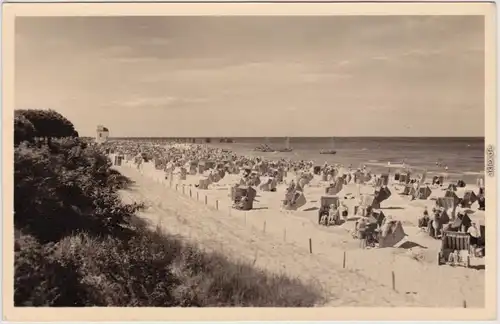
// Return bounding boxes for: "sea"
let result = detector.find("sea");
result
[113,137,485,183]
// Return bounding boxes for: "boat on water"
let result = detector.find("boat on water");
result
[254,144,274,152]
[219,138,234,143]
[254,138,275,152]
[275,137,293,152]
[319,137,337,155]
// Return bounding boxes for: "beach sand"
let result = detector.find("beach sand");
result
[116,160,485,308]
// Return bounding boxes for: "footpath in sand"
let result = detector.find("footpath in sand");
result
[116,164,485,308]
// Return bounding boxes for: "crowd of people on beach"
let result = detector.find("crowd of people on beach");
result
[102,139,485,258]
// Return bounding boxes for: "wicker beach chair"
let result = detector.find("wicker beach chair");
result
[438,231,471,268]
[232,185,257,211]
[417,186,432,200]
[462,190,478,208]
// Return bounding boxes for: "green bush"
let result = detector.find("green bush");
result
[14,110,322,307]
[14,115,36,145]
[14,139,141,243]
[14,231,95,306]
[15,227,321,307]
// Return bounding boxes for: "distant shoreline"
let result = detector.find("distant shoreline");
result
[102,136,485,140]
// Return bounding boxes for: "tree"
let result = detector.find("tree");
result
[15,109,79,142]
[14,115,37,145]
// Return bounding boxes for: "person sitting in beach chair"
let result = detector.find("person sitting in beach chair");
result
[418,206,430,229]
[339,201,349,221]
[448,250,460,266]
[327,204,340,226]
[477,192,485,211]
[319,212,328,226]
[318,203,329,225]
[238,196,248,209]
[428,207,444,239]
[354,197,365,216]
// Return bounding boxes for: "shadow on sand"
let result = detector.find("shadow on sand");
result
[380,206,405,210]
[469,264,486,270]
[399,241,427,249]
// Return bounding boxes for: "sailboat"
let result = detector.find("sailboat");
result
[320,137,337,154]
[276,137,293,152]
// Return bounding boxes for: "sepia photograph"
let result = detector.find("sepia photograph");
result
[2,2,497,322]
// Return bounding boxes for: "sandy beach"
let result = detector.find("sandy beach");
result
[114,150,485,308]
[10,12,493,320]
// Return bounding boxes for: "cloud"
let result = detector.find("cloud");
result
[14,16,484,137]
[105,96,209,109]
[372,55,389,61]
[401,49,443,57]
[146,37,171,46]
[114,57,163,63]
[121,97,177,107]
[98,45,135,57]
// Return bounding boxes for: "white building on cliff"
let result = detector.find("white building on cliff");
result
[96,125,109,144]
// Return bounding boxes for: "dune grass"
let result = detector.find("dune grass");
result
[14,135,323,307]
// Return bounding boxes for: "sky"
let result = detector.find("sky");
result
[15,16,485,137]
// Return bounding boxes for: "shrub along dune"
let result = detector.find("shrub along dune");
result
[14,109,322,307]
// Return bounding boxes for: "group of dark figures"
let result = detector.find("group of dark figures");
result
[418,202,485,257]
[351,206,387,248]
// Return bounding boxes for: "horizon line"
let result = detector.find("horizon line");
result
[87,135,486,139]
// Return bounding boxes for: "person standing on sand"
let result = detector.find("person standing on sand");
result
[356,170,362,197]
[467,222,480,256]
[446,206,455,220]
[357,218,367,248]
[340,201,349,221]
